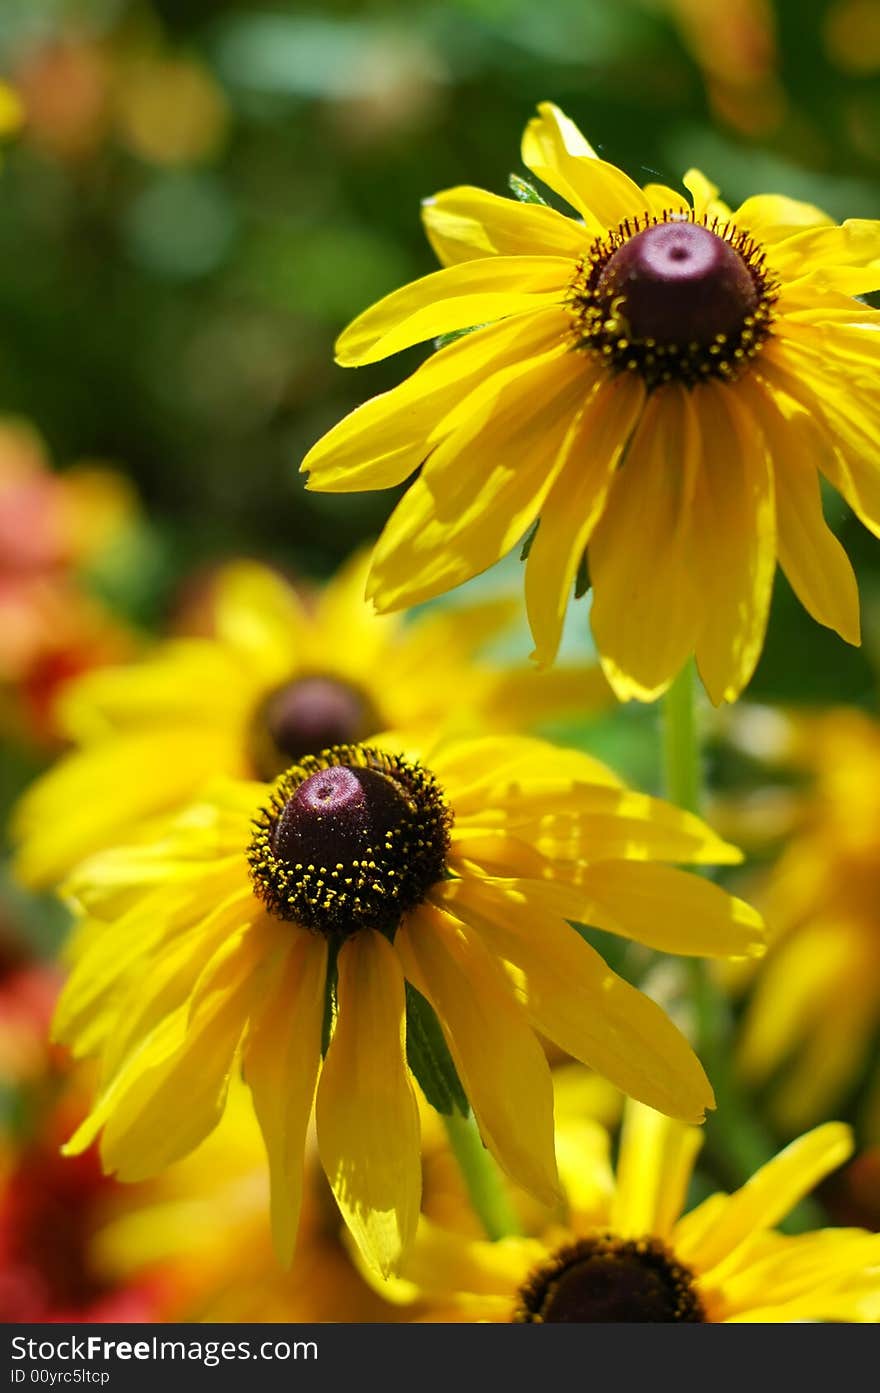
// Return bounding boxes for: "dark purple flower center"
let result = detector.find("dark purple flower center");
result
[567,211,777,389]
[514,1236,705,1324]
[250,676,379,778]
[596,221,758,347]
[248,746,452,937]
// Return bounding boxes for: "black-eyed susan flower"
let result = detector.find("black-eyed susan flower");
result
[738,707,880,1137]
[54,735,763,1276]
[366,1101,880,1322]
[11,549,609,889]
[302,101,880,704]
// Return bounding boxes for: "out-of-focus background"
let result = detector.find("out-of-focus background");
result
[2,0,880,1321]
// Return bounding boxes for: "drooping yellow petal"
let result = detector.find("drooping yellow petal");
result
[65,919,271,1179]
[302,309,568,493]
[676,1124,854,1274]
[590,386,705,702]
[316,931,421,1278]
[366,345,588,613]
[99,886,261,1083]
[335,255,570,367]
[573,859,765,958]
[747,381,860,643]
[525,369,645,666]
[691,383,776,705]
[437,876,714,1124]
[521,102,646,231]
[245,930,327,1266]
[610,1100,703,1240]
[759,343,880,540]
[422,185,587,265]
[397,902,560,1207]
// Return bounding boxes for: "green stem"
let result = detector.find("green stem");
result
[661,664,804,1207]
[662,659,700,815]
[442,1112,521,1240]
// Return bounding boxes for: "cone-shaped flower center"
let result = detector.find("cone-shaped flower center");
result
[596,221,758,347]
[248,745,452,936]
[568,212,777,389]
[250,676,378,778]
[514,1236,705,1323]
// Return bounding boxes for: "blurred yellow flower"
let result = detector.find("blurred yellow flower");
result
[54,734,762,1276]
[303,101,880,705]
[369,1101,880,1322]
[739,707,880,1136]
[94,1083,409,1322]
[12,550,609,888]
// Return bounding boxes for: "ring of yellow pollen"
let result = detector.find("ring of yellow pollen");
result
[249,675,381,779]
[513,1235,706,1323]
[568,211,778,389]
[247,744,452,937]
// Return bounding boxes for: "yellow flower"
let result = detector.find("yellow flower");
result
[302,101,880,704]
[738,707,880,1136]
[370,1101,880,1323]
[11,549,609,888]
[54,734,762,1276]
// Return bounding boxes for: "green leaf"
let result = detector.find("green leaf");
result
[434,323,486,350]
[520,518,540,561]
[509,173,548,206]
[321,937,339,1057]
[574,549,591,598]
[405,982,469,1117]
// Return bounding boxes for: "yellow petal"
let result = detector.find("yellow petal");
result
[212,561,309,684]
[521,102,646,230]
[65,920,270,1179]
[366,344,587,613]
[437,876,714,1124]
[691,383,776,705]
[611,1100,703,1240]
[748,382,859,643]
[590,386,705,702]
[422,185,586,265]
[99,887,261,1083]
[245,931,327,1266]
[759,343,880,540]
[335,255,570,367]
[525,370,645,666]
[397,901,560,1206]
[393,1218,538,1306]
[316,931,421,1278]
[676,1124,854,1274]
[683,169,730,222]
[55,640,246,742]
[12,728,242,890]
[574,859,765,959]
[310,543,400,674]
[769,219,880,296]
[642,183,690,217]
[733,192,833,242]
[302,309,567,493]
